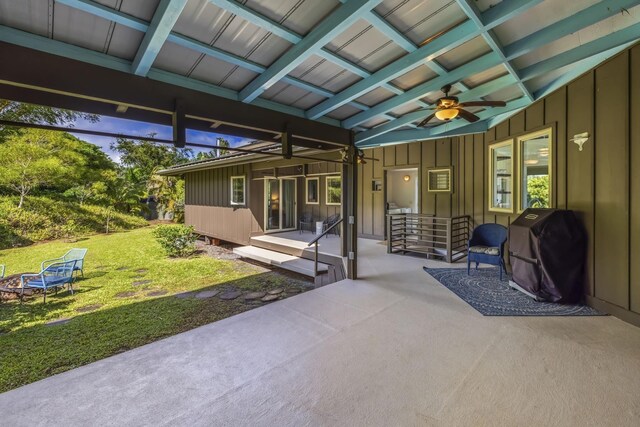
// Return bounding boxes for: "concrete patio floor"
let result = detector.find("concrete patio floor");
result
[1,239,640,426]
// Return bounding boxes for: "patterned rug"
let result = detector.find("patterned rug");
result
[423,267,604,316]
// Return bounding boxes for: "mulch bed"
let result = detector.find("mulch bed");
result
[0,273,38,300]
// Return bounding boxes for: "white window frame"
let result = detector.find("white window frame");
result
[305,177,320,205]
[230,176,246,206]
[326,176,342,206]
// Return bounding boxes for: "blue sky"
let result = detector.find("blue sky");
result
[71,115,250,162]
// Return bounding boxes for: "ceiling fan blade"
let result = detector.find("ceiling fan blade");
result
[457,100,507,108]
[457,108,480,123]
[417,113,436,127]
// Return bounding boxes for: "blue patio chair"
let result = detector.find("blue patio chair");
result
[21,260,77,303]
[42,248,87,278]
[467,224,508,280]
[0,264,4,279]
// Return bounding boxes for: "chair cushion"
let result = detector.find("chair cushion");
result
[469,245,500,256]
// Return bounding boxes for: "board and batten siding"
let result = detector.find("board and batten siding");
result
[359,44,640,325]
[184,164,260,245]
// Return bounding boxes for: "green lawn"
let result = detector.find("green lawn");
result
[0,227,311,393]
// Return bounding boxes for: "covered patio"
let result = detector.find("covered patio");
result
[1,239,639,426]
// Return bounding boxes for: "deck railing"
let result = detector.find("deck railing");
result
[307,218,343,276]
[386,214,471,263]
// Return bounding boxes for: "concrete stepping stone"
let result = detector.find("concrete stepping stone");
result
[244,291,266,300]
[132,280,152,287]
[146,290,168,297]
[219,290,242,300]
[174,291,195,299]
[46,318,71,326]
[267,288,284,295]
[195,290,220,299]
[116,266,130,271]
[134,269,148,274]
[115,291,137,299]
[261,294,280,302]
[75,304,102,313]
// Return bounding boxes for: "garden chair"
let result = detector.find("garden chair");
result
[299,212,314,234]
[42,248,87,279]
[322,214,341,237]
[21,260,77,303]
[467,224,508,280]
[0,264,4,279]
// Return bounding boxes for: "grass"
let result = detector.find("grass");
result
[0,227,311,393]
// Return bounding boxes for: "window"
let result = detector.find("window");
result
[518,128,552,211]
[427,167,453,193]
[230,176,245,205]
[306,177,319,204]
[326,176,341,205]
[488,140,514,213]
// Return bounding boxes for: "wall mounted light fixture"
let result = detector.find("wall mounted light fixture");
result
[570,132,589,152]
[403,175,411,182]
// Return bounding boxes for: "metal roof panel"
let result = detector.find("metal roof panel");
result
[153,40,206,76]
[245,0,340,36]
[374,0,467,45]
[189,55,259,90]
[0,0,50,37]
[326,103,363,121]
[107,23,144,61]
[390,64,438,90]
[289,55,362,93]
[118,0,161,21]
[53,3,113,53]
[435,36,492,70]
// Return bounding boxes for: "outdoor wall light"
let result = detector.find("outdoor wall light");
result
[570,132,589,152]
[403,175,411,182]
[435,108,459,121]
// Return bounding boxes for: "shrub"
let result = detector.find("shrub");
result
[152,224,198,257]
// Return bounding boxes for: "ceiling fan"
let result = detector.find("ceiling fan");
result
[417,84,506,127]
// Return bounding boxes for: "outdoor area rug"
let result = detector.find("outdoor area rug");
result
[423,267,605,316]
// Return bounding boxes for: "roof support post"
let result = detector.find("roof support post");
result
[342,136,358,279]
[172,99,186,148]
[281,126,293,159]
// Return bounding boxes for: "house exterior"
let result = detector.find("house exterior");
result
[161,142,344,246]
[163,44,640,327]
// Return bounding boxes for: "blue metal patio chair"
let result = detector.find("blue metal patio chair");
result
[0,264,4,279]
[21,260,77,303]
[467,224,508,280]
[42,248,87,278]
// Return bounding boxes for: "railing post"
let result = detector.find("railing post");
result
[446,218,452,263]
[402,214,407,253]
[314,243,318,276]
[386,215,392,254]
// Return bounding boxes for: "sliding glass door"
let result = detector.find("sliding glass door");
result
[265,178,297,232]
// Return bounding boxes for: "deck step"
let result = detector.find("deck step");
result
[233,246,329,277]
[250,235,308,257]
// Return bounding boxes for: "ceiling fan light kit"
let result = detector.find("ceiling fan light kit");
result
[435,108,459,121]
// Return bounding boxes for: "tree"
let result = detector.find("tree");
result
[526,175,550,208]
[216,137,230,157]
[0,129,82,208]
[0,100,98,141]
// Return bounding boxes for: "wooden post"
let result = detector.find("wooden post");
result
[342,138,358,280]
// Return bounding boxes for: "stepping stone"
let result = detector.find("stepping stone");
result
[195,290,220,299]
[244,291,266,300]
[75,304,102,313]
[146,290,168,297]
[116,266,130,271]
[46,318,71,326]
[285,288,301,294]
[174,291,195,299]
[261,294,280,302]
[267,288,284,295]
[115,291,137,299]
[132,280,152,286]
[134,269,148,274]
[219,290,242,300]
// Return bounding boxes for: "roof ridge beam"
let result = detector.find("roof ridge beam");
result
[455,0,534,101]
[519,22,640,82]
[237,0,384,103]
[358,97,529,146]
[343,51,503,128]
[504,0,640,60]
[132,0,188,76]
[354,74,516,142]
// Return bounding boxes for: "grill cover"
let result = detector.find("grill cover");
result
[509,209,586,303]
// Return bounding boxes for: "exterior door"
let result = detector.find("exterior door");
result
[265,178,297,232]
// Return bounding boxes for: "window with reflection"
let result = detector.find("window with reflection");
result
[488,140,514,213]
[518,128,552,211]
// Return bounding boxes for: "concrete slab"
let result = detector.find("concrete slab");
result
[1,238,640,426]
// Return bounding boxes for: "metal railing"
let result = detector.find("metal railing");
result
[386,214,471,263]
[307,218,343,276]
